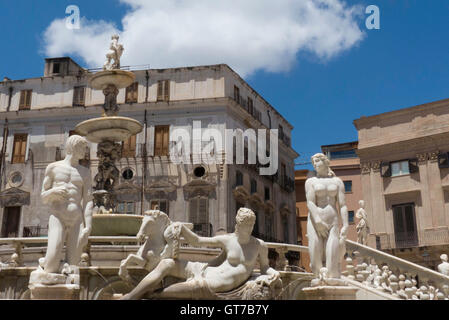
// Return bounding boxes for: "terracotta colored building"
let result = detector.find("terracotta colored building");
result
[354,98,449,269]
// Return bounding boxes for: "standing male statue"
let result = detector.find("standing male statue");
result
[438,254,449,276]
[37,135,94,275]
[305,153,348,282]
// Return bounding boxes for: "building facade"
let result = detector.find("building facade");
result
[0,57,298,244]
[354,98,449,268]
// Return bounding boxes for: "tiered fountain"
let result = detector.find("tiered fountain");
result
[75,35,144,236]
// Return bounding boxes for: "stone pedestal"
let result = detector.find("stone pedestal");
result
[29,283,80,300]
[28,265,81,300]
[302,285,358,300]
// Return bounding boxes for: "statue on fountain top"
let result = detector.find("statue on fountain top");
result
[103,34,124,71]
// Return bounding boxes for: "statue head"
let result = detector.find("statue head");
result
[111,34,119,41]
[311,153,335,178]
[359,200,365,208]
[441,254,448,262]
[235,207,256,236]
[66,135,88,160]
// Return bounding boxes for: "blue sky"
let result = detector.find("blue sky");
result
[1,1,449,169]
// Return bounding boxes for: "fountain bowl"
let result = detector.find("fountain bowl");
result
[91,214,143,236]
[89,70,136,90]
[75,116,143,143]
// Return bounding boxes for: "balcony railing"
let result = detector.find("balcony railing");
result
[231,95,262,124]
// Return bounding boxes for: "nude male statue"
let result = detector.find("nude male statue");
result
[40,135,94,273]
[305,153,349,279]
[121,207,280,300]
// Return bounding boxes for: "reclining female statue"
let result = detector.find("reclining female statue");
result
[121,207,281,300]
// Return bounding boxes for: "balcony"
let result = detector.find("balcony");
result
[278,130,291,147]
[280,175,295,193]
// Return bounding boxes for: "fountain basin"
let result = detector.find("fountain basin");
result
[89,70,136,90]
[75,116,143,143]
[91,214,143,236]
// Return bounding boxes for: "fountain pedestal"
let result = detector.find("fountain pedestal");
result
[75,68,142,211]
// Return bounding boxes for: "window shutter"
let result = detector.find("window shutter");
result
[154,127,162,156]
[408,158,419,173]
[12,134,27,164]
[162,126,169,156]
[189,198,199,223]
[381,162,392,177]
[438,153,449,168]
[157,81,163,101]
[19,90,32,110]
[25,90,32,108]
[164,80,170,101]
[19,91,26,109]
[159,200,168,214]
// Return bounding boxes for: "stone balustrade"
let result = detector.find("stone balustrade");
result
[344,240,449,300]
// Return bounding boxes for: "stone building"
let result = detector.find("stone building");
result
[0,57,298,244]
[354,98,449,268]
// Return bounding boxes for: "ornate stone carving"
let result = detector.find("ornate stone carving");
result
[29,135,94,293]
[416,152,428,164]
[306,153,348,280]
[361,162,371,175]
[429,151,439,162]
[103,34,124,71]
[0,188,30,207]
[371,161,381,172]
[120,208,281,300]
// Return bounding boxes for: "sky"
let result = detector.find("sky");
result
[1,0,449,169]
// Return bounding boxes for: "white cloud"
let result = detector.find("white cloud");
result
[43,0,365,77]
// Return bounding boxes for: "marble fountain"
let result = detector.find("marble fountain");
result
[75,36,143,237]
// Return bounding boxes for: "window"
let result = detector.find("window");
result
[157,80,170,102]
[279,125,284,139]
[392,203,418,248]
[19,90,32,110]
[438,153,449,168]
[150,200,168,214]
[382,159,418,177]
[265,213,273,238]
[12,134,28,164]
[280,163,286,186]
[189,198,209,236]
[125,82,138,103]
[348,211,355,224]
[264,187,270,201]
[247,97,254,115]
[250,179,257,194]
[391,161,410,177]
[122,135,137,158]
[344,181,352,193]
[73,86,86,107]
[234,86,240,102]
[154,126,170,156]
[329,149,357,160]
[235,171,243,186]
[117,202,135,214]
[283,216,289,243]
[53,63,60,74]
[1,207,21,238]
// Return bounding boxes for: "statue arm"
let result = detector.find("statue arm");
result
[41,165,64,204]
[82,167,94,231]
[337,179,349,240]
[305,178,329,237]
[180,224,224,248]
[258,240,280,278]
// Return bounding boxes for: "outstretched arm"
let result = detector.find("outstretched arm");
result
[180,224,224,249]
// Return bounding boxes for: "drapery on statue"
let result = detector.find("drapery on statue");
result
[120,208,281,300]
[103,34,124,71]
[31,135,94,280]
[356,200,370,245]
[305,153,348,282]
